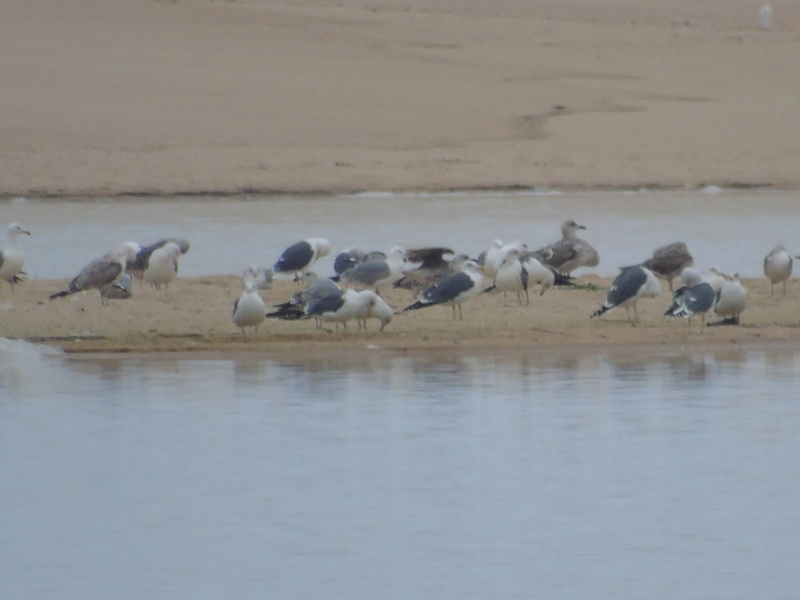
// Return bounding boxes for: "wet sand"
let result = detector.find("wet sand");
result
[2,275,797,354]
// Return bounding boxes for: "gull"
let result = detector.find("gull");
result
[339,246,406,294]
[128,238,190,281]
[482,247,529,305]
[0,223,32,293]
[633,241,694,291]
[394,247,464,295]
[531,219,599,275]
[710,273,747,326]
[590,266,661,322]
[403,259,484,320]
[521,255,556,296]
[274,238,331,279]
[241,266,273,290]
[305,288,377,332]
[266,273,343,324]
[478,239,505,279]
[232,280,266,335]
[100,274,133,301]
[763,244,793,295]
[143,242,181,291]
[49,242,140,306]
[664,268,716,332]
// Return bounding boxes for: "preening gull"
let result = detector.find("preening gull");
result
[478,239,505,279]
[521,254,557,296]
[128,238,190,281]
[232,280,267,335]
[266,274,343,323]
[305,288,376,332]
[763,244,793,295]
[482,247,529,305]
[363,291,394,331]
[710,273,747,326]
[0,223,32,293]
[703,267,731,293]
[664,268,716,332]
[340,246,406,294]
[143,242,181,290]
[333,248,366,276]
[100,273,133,301]
[634,241,694,291]
[532,220,599,275]
[274,238,331,278]
[241,266,273,290]
[404,259,484,320]
[49,242,140,306]
[590,266,661,322]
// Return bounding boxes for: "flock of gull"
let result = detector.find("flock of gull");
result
[1,219,796,336]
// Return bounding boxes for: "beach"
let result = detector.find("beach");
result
[1,0,799,353]
[2,0,800,197]
[2,274,796,354]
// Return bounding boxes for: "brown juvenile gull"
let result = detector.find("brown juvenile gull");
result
[49,242,140,306]
[630,242,694,292]
[393,247,464,295]
[531,220,599,275]
[0,223,32,293]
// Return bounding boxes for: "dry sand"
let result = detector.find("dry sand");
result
[2,275,797,355]
[2,0,800,197]
[2,0,799,353]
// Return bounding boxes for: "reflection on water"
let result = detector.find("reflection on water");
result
[2,339,800,599]
[2,189,799,280]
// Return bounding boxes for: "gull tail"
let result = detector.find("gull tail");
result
[552,271,575,287]
[481,284,497,295]
[265,303,305,320]
[48,290,71,301]
[590,304,611,319]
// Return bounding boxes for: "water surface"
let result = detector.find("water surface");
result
[2,340,799,599]
[1,188,796,280]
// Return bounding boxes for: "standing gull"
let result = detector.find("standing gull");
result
[482,247,529,305]
[143,242,182,291]
[521,255,556,296]
[266,273,343,323]
[710,273,747,326]
[305,288,375,332]
[393,247,460,294]
[763,244,793,295]
[664,268,716,332]
[590,266,661,322]
[0,223,32,293]
[532,220,600,275]
[274,238,331,279]
[128,238,190,281]
[340,246,406,294]
[232,280,267,335]
[404,259,484,320]
[49,242,140,306]
[633,241,694,291]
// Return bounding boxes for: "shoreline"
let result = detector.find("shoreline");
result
[3,276,797,355]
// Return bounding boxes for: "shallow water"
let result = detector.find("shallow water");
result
[1,188,797,280]
[2,339,800,599]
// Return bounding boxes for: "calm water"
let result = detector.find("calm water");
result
[2,339,800,599]
[1,188,798,280]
